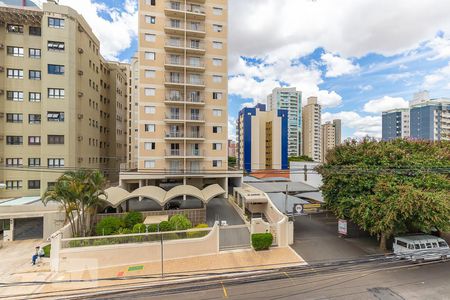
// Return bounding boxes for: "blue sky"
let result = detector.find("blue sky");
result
[58,0,450,140]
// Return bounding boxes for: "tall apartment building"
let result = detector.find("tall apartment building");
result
[0,1,127,198]
[267,87,302,157]
[382,108,410,141]
[321,119,341,162]
[120,0,239,192]
[237,104,288,173]
[227,139,236,157]
[126,53,139,166]
[302,96,321,162]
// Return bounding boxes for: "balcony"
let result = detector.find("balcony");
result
[165,131,184,140]
[186,131,205,140]
[165,149,183,158]
[165,39,206,55]
[186,149,205,158]
[165,92,205,105]
[186,114,205,123]
[165,1,206,20]
[164,73,205,88]
[164,55,205,72]
[165,113,184,123]
[165,20,205,37]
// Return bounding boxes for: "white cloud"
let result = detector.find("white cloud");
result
[422,62,450,88]
[426,35,450,60]
[323,111,382,138]
[228,116,237,140]
[321,53,360,77]
[363,96,409,114]
[59,0,138,60]
[359,85,373,92]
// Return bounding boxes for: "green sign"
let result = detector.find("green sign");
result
[128,265,144,272]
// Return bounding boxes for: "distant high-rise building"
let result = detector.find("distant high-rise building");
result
[267,87,302,156]
[382,109,410,141]
[228,139,236,158]
[333,119,342,145]
[237,104,288,173]
[302,97,321,162]
[321,120,341,162]
[126,53,139,167]
[410,98,450,141]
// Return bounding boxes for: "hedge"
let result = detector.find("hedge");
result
[124,212,144,229]
[96,216,125,236]
[251,233,273,251]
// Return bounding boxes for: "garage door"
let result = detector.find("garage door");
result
[13,217,43,240]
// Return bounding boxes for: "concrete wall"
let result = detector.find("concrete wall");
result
[289,161,323,188]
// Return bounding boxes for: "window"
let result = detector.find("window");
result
[29,92,41,102]
[6,136,23,145]
[29,48,41,58]
[6,113,23,123]
[7,46,24,57]
[48,135,64,144]
[145,15,156,24]
[213,24,223,32]
[145,124,155,132]
[6,181,22,190]
[48,64,65,75]
[145,0,156,5]
[213,143,222,150]
[28,180,41,190]
[145,70,156,78]
[145,51,156,60]
[212,41,223,49]
[145,33,156,42]
[48,17,65,28]
[144,160,156,168]
[7,24,23,33]
[28,136,41,145]
[145,88,156,96]
[213,109,222,117]
[144,142,156,150]
[6,91,24,101]
[48,88,65,99]
[5,158,23,166]
[212,160,222,168]
[47,41,65,51]
[213,126,222,133]
[29,70,41,80]
[29,26,41,36]
[213,92,223,100]
[7,69,23,79]
[213,75,222,83]
[396,240,408,248]
[145,106,156,114]
[29,114,41,124]
[47,112,65,122]
[213,7,223,15]
[29,158,41,167]
[213,58,223,66]
[48,158,64,168]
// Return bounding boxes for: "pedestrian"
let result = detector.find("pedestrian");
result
[38,246,45,258]
[31,246,39,265]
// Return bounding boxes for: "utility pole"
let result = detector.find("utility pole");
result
[285,184,288,215]
[304,164,308,182]
[160,233,164,278]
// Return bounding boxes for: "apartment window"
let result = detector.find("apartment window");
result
[144,142,156,150]
[47,41,65,51]
[212,41,223,49]
[7,46,24,57]
[28,136,41,145]
[6,113,23,123]
[6,181,22,190]
[29,92,41,102]
[48,88,65,99]
[29,26,41,36]
[145,33,156,42]
[145,0,156,5]
[212,58,223,66]
[29,114,41,124]
[145,70,156,78]
[213,92,223,100]
[29,48,41,58]
[212,160,222,168]
[213,109,222,117]
[6,91,23,101]
[28,180,41,190]
[29,70,41,80]
[144,160,156,168]
[213,126,222,133]
[29,158,41,167]
[213,7,223,15]
[47,112,65,122]
[145,51,156,60]
[213,24,223,32]
[144,88,156,96]
[145,106,156,114]
[7,69,23,79]
[7,24,23,33]
[145,15,156,24]
[6,136,23,145]
[48,135,64,144]
[48,158,64,168]
[145,124,155,132]
[212,143,222,150]
[5,158,23,166]
[213,75,222,83]
[48,17,65,28]
[48,64,65,75]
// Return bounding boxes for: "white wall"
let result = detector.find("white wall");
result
[289,161,323,188]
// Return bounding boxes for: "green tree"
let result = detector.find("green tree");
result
[318,139,450,250]
[288,155,314,162]
[169,214,192,230]
[228,156,237,168]
[124,211,144,229]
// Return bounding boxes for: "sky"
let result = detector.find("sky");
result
[52,0,450,140]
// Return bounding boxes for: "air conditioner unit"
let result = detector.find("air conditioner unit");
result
[78,136,83,141]
[78,92,84,97]
[78,70,83,76]
[78,48,84,54]
[78,114,83,119]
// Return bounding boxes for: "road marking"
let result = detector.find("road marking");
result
[221,281,228,298]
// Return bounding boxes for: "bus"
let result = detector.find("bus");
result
[394,235,450,262]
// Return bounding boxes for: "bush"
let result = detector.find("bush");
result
[124,211,144,229]
[187,223,209,238]
[169,214,192,230]
[116,228,132,235]
[251,233,273,251]
[96,216,125,236]
[43,244,51,257]
[159,221,173,232]
[132,223,147,233]
[147,224,158,232]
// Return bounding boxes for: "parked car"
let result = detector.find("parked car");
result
[394,235,450,262]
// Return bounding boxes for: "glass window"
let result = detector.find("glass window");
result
[5,158,23,166]
[6,181,22,190]
[213,92,223,100]
[213,7,223,15]
[48,17,65,28]
[6,136,23,145]
[7,24,23,33]
[213,58,223,66]
[145,106,156,114]
[29,48,41,58]
[7,69,23,79]
[48,158,64,168]
[144,88,156,96]
[29,26,41,36]
[47,41,65,51]
[213,109,222,117]
[28,158,41,167]
[213,41,223,49]
[145,15,156,24]
[213,24,223,32]
[145,34,156,42]
[213,143,222,150]
[28,136,41,145]
[213,126,222,133]
[145,124,155,132]
[6,113,23,123]
[7,46,24,57]
[29,92,41,102]
[48,64,65,75]
[212,160,222,168]
[47,111,65,122]
[48,88,65,99]
[145,52,156,60]
[28,180,41,190]
[29,114,41,124]
[48,135,64,144]
[6,91,24,101]
[213,75,222,83]
[144,160,156,168]
[29,70,41,80]
[145,70,156,78]
[144,142,156,150]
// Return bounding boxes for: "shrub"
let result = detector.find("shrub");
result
[187,223,209,238]
[159,221,173,232]
[132,223,147,233]
[147,224,158,232]
[251,233,273,251]
[169,214,192,230]
[124,211,144,229]
[43,244,51,257]
[116,228,132,235]
[96,216,125,236]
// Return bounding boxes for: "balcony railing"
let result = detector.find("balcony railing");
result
[165,113,182,120]
[165,149,182,156]
[165,39,206,51]
[186,132,204,139]
[187,149,204,157]
[165,94,205,103]
[165,1,205,15]
[165,131,184,138]
[165,56,205,68]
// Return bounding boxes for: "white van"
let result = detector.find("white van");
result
[394,235,450,262]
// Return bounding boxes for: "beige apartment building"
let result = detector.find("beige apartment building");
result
[302,96,321,162]
[120,0,240,193]
[127,53,139,166]
[321,119,341,162]
[0,1,127,198]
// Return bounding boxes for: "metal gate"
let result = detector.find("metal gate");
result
[13,217,43,240]
[219,224,251,251]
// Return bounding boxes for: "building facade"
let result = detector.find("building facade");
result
[267,87,302,157]
[321,120,341,162]
[126,53,139,167]
[0,1,127,198]
[237,104,288,173]
[381,108,410,141]
[302,96,321,162]
[227,139,236,157]
[410,98,450,141]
